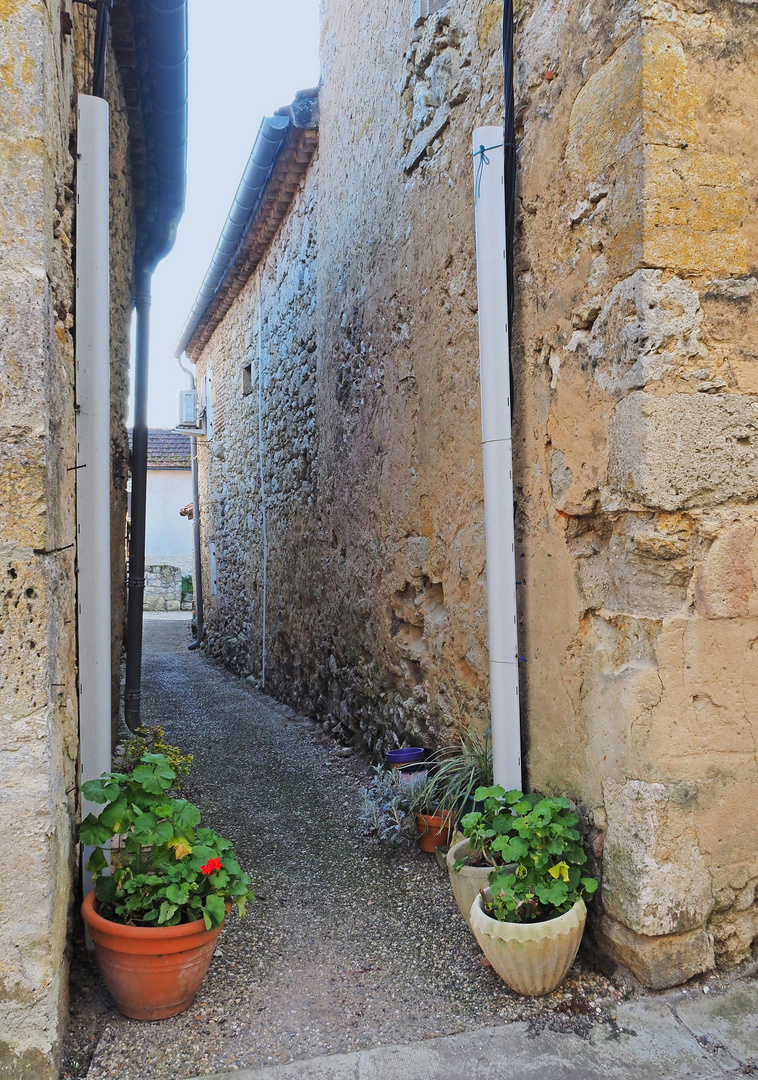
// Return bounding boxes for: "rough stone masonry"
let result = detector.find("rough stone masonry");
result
[189,0,758,988]
[0,1,133,1075]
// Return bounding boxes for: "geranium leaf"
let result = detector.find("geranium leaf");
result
[204,894,226,930]
[85,846,108,873]
[79,814,115,846]
[94,875,117,905]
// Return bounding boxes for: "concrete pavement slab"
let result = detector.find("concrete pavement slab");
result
[672,978,758,1071]
[189,997,734,1080]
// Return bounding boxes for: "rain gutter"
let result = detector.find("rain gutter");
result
[173,114,291,358]
[124,0,188,731]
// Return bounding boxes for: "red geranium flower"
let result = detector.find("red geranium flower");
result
[200,856,222,876]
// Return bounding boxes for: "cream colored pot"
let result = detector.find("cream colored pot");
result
[470,890,586,996]
[446,838,507,930]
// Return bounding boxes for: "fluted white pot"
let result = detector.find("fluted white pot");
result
[446,839,515,930]
[470,890,586,996]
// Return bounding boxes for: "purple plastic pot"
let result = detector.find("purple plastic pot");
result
[386,747,425,768]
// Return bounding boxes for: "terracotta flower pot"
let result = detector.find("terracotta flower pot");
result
[416,810,454,853]
[446,839,516,930]
[470,889,586,996]
[81,890,228,1020]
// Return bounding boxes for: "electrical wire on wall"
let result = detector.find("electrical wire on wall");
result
[503,0,516,335]
[257,281,268,689]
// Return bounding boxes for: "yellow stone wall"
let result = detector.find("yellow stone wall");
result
[0,2,133,1073]
[515,0,758,983]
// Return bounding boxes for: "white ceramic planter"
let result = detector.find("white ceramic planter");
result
[446,839,512,930]
[470,890,586,996]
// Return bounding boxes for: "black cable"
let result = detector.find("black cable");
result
[92,0,113,99]
[503,0,516,340]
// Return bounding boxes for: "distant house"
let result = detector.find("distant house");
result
[129,429,194,609]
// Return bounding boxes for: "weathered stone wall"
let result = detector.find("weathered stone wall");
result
[144,564,185,611]
[195,0,758,986]
[196,164,320,692]
[107,41,134,737]
[197,0,503,756]
[0,2,133,1073]
[0,4,79,1072]
[511,0,758,983]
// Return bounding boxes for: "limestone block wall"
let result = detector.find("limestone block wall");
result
[512,0,758,981]
[0,3,133,1073]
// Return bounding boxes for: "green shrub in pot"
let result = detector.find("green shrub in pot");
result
[475,789,598,922]
[466,786,599,995]
[424,726,492,831]
[79,752,254,929]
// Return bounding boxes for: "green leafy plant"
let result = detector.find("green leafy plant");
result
[123,725,193,792]
[79,752,254,930]
[462,786,598,923]
[181,574,193,597]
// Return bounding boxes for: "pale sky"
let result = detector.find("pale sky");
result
[132,0,321,428]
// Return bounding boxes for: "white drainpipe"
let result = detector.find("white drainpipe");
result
[76,95,112,889]
[472,126,522,791]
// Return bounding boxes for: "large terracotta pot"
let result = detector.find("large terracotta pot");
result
[470,890,586,996]
[415,811,454,853]
[82,890,227,1020]
[446,839,516,930]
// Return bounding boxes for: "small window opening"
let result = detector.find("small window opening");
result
[242,362,253,396]
[411,0,447,26]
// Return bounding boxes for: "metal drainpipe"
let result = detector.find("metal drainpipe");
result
[176,355,204,650]
[92,0,114,99]
[187,437,204,650]
[124,267,152,731]
[503,0,516,331]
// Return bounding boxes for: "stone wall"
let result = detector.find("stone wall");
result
[512,0,758,984]
[196,163,320,692]
[198,0,502,755]
[194,0,758,986]
[143,564,190,611]
[0,3,133,1073]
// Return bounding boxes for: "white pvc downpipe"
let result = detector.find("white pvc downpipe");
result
[76,95,113,889]
[472,126,522,791]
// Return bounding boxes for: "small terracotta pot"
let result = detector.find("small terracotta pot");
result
[82,891,228,1020]
[416,811,454,853]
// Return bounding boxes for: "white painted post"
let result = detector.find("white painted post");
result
[76,95,112,891]
[472,126,522,791]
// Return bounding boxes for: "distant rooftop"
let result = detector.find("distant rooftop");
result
[128,429,191,470]
[174,88,319,362]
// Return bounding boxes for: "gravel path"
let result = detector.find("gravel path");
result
[62,619,624,1080]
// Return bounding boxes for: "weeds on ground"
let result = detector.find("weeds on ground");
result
[122,725,193,792]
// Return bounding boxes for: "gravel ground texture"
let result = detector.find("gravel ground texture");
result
[63,619,648,1080]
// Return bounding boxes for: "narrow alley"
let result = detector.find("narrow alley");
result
[64,616,617,1079]
[63,618,758,1080]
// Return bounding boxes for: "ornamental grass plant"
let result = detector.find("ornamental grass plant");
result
[424,726,493,830]
[79,752,254,930]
